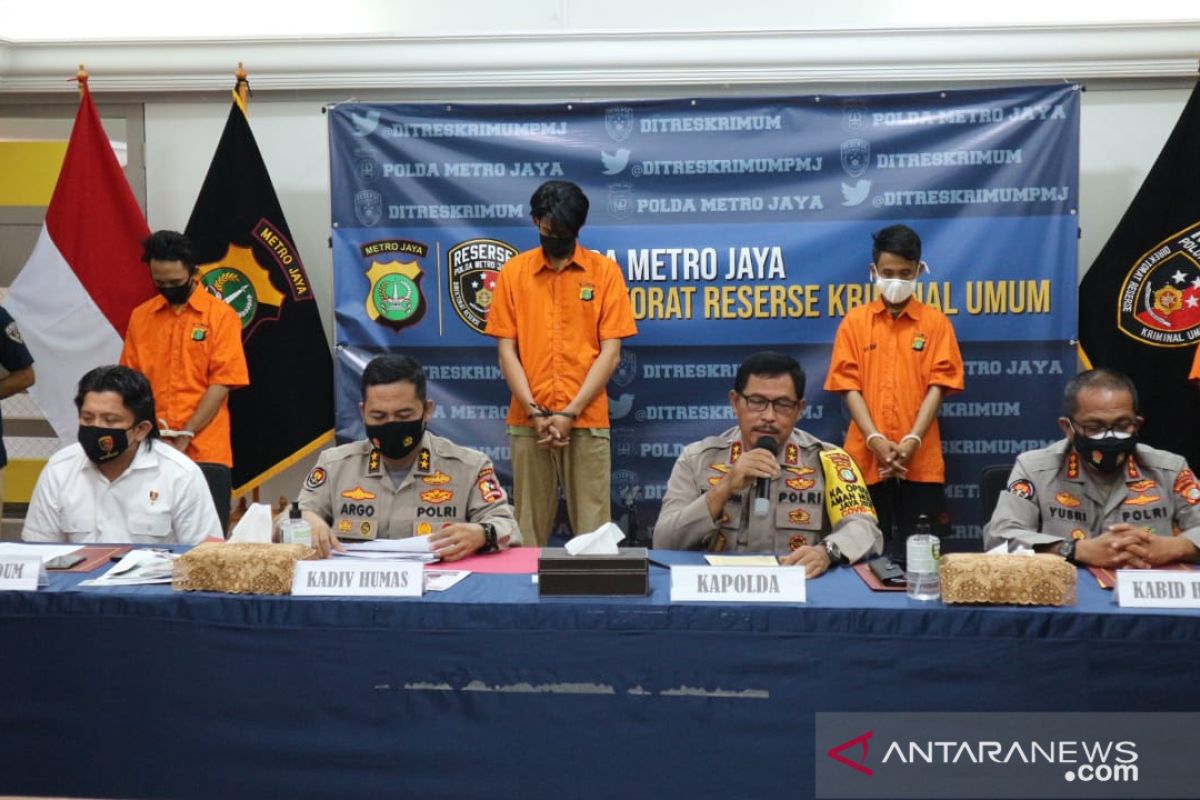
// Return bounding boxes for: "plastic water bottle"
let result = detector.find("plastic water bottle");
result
[280,501,312,547]
[905,514,940,601]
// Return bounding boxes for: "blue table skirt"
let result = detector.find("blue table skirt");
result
[2,549,1196,800]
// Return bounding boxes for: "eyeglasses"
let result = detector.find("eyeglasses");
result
[1070,419,1137,438]
[738,393,801,415]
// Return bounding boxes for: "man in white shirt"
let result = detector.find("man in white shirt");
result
[22,365,219,544]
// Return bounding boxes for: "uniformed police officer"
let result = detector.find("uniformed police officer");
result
[298,354,520,559]
[653,351,883,577]
[984,368,1200,568]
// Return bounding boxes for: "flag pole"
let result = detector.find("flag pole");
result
[234,62,250,116]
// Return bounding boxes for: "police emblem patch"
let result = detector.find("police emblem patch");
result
[788,535,807,551]
[840,138,870,178]
[604,106,634,141]
[421,489,453,504]
[199,243,286,336]
[5,321,23,344]
[447,238,517,335]
[1123,493,1161,506]
[611,350,637,389]
[1071,529,1086,541]
[337,519,353,534]
[1007,479,1036,501]
[414,521,434,537]
[1174,469,1200,505]
[354,189,383,226]
[1128,479,1158,493]
[422,471,451,486]
[1115,220,1200,348]
[359,520,374,537]
[607,183,633,218]
[304,467,327,490]
[786,477,815,492]
[477,475,504,503]
[788,508,811,524]
[341,486,377,501]
[366,260,427,331]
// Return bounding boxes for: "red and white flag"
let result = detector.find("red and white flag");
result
[6,77,156,439]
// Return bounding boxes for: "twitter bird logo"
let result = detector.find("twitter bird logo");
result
[351,109,381,137]
[841,179,871,207]
[609,393,635,419]
[601,148,631,176]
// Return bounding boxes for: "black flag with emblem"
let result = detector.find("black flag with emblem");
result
[1078,78,1200,469]
[185,88,334,494]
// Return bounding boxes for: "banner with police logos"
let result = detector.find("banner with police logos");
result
[328,85,1079,541]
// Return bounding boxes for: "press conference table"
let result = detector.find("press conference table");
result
[1,549,1197,800]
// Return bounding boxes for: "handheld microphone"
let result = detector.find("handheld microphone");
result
[752,435,779,519]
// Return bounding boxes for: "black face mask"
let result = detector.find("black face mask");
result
[1072,431,1138,474]
[158,280,194,306]
[540,234,576,260]
[366,419,425,460]
[78,425,135,464]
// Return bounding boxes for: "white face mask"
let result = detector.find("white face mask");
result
[876,276,916,304]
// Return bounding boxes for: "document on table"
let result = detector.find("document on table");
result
[334,538,438,563]
[425,570,470,592]
[704,554,780,566]
[78,549,177,586]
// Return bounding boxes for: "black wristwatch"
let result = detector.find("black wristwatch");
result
[1057,538,1078,565]
[823,539,847,566]
[479,523,499,554]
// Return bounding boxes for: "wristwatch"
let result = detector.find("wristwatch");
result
[479,523,499,554]
[823,539,847,566]
[1056,538,1078,565]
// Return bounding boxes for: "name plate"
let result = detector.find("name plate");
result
[0,556,43,591]
[670,566,805,603]
[1117,569,1200,608]
[293,560,422,597]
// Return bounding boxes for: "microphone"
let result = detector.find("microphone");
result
[752,435,779,519]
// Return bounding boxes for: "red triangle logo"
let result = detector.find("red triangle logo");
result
[827,730,874,776]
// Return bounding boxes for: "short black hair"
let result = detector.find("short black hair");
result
[530,181,589,236]
[734,351,806,399]
[74,365,160,444]
[872,224,922,264]
[141,230,198,273]
[1063,368,1139,417]
[361,354,427,403]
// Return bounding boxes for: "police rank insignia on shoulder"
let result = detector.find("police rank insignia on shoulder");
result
[418,448,432,472]
[368,449,381,473]
[304,467,327,490]
[1007,479,1035,501]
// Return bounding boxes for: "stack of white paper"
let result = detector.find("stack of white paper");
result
[334,538,439,563]
[78,549,177,587]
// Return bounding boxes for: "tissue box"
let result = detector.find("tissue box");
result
[939,553,1077,606]
[173,542,315,595]
[538,547,649,596]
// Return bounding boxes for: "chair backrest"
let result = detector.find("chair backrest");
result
[980,464,1014,524]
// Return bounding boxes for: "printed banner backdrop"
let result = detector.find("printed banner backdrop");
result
[329,85,1080,542]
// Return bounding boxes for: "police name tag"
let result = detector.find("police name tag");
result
[670,566,805,603]
[0,556,43,591]
[1117,569,1200,609]
[293,561,422,597]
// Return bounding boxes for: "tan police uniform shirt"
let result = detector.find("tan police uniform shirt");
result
[298,431,521,546]
[984,439,1200,550]
[653,426,884,562]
